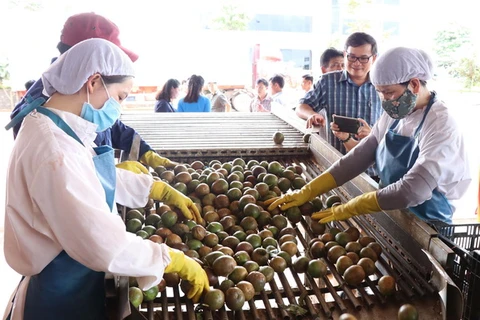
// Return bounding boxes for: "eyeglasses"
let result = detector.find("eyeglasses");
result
[346,54,374,64]
[328,63,344,69]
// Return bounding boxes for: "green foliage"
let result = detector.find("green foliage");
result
[0,61,10,87]
[433,23,479,89]
[434,24,470,69]
[210,4,250,31]
[344,0,373,34]
[8,0,43,11]
[452,55,480,88]
[345,20,371,34]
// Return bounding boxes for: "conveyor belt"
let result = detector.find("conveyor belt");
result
[120,112,309,160]
[116,110,459,320]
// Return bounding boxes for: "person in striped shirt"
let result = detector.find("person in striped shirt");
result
[297,32,383,155]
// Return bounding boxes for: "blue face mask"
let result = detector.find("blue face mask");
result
[80,78,121,132]
[381,87,417,119]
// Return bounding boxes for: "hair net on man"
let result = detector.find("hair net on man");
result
[42,38,135,97]
[370,47,434,86]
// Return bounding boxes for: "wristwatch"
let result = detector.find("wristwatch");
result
[340,134,352,143]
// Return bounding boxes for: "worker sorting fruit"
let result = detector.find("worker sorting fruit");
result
[3,38,208,320]
[267,47,471,224]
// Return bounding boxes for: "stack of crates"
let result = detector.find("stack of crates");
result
[437,223,480,320]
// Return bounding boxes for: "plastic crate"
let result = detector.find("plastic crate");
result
[437,224,480,320]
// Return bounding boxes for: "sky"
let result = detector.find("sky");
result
[0,0,478,89]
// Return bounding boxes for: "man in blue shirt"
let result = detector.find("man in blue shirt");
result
[11,12,175,169]
[297,32,383,155]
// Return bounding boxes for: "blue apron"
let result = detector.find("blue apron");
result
[375,92,453,224]
[6,103,116,319]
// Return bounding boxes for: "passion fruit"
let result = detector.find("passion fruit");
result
[258,265,275,282]
[307,259,327,278]
[251,247,269,266]
[219,279,235,293]
[343,265,366,286]
[336,255,354,276]
[367,242,383,257]
[212,255,237,277]
[246,271,267,292]
[292,256,310,274]
[397,304,418,320]
[345,241,363,254]
[244,261,260,273]
[285,206,302,224]
[129,287,143,308]
[269,256,287,273]
[344,226,360,241]
[271,215,288,230]
[359,247,378,262]
[228,266,248,284]
[273,131,284,144]
[280,241,298,257]
[236,241,254,255]
[204,288,225,311]
[358,236,376,247]
[225,287,245,311]
[346,252,360,264]
[310,241,326,258]
[325,195,341,208]
[357,257,376,276]
[378,275,396,296]
[236,281,255,301]
[335,231,352,247]
[233,250,251,266]
[303,133,311,143]
[327,245,347,263]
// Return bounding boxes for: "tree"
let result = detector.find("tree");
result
[433,23,479,89]
[8,0,43,11]
[433,24,470,69]
[210,4,250,31]
[454,55,480,89]
[344,0,373,34]
[0,61,10,88]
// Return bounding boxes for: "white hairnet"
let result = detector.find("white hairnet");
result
[370,47,434,86]
[42,38,135,96]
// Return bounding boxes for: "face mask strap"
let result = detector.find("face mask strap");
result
[100,77,111,99]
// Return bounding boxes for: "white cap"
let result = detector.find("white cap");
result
[42,38,135,96]
[370,47,433,86]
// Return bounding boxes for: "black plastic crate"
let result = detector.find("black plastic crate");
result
[437,223,480,320]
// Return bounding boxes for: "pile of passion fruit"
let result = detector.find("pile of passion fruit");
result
[125,158,411,319]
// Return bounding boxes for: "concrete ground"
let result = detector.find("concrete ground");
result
[0,94,478,313]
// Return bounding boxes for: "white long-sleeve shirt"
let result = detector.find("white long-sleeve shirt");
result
[3,109,171,319]
[330,98,471,214]
[372,99,471,210]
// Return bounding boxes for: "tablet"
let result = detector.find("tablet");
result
[333,115,360,134]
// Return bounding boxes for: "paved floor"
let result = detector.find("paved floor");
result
[0,93,478,313]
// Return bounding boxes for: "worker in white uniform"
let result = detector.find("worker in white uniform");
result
[3,38,208,320]
[266,47,471,225]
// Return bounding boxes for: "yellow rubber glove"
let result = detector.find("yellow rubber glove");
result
[140,150,177,169]
[265,172,337,211]
[150,181,203,223]
[164,247,210,302]
[115,161,149,174]
[312,191,381,223]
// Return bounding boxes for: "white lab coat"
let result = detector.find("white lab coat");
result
[3,109,171,320]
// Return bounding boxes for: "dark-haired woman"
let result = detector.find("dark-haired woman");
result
[177,75,211,112]
[154,78,180,112]
[3,39,207,320]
